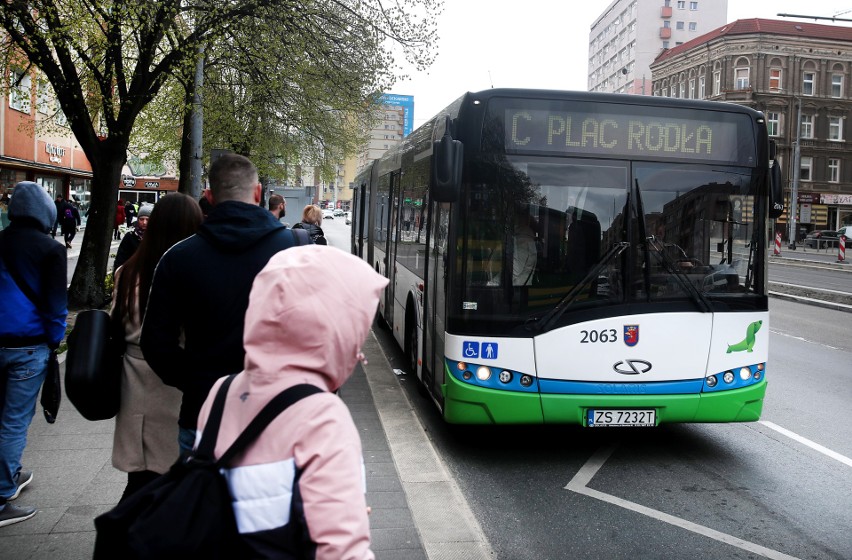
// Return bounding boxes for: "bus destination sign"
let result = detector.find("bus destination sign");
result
[505,108,744,164]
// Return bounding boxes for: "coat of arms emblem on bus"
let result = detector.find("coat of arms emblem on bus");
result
[624,325,639,347]
[726,320,762,353]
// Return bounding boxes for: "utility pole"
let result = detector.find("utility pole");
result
[189,46,205,199]
[789,98,802,249]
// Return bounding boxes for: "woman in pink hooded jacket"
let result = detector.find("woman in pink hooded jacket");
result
[195,245,387,559]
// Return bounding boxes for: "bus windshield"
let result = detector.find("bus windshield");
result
[458,156,764,333]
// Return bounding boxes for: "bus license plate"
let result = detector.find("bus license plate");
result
[586,409,656,427]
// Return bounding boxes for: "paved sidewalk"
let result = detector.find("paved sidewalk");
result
[0,340,429,559]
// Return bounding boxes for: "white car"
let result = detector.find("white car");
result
[322,209,334,220]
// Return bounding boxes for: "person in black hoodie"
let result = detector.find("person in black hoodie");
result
[140,153,304,455]
[0,182,67,527]
[113,202,152,273]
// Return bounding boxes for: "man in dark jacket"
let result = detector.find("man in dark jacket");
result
[57,197,80,249]
[113,202,152,273]
[141,154,303,454]
[0,182,67,527]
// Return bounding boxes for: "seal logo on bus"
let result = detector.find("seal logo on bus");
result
[624,325,639,347]
[613,359,652,375]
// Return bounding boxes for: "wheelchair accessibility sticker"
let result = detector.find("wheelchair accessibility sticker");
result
[463,341,498,360]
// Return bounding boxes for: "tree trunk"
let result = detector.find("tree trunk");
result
[67,141,126,309]
[177,84,194,195]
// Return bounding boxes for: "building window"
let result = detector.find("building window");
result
[663,41,669,48]
[829,116,844,141]
[690,1,698,9]
[678,82,685,98]
[688,79,695,99]
[676,21,684,30]
[670,85,677,97]
[713,71,720,95]
[698,76,705,98]
[689,22,697,31]
[8,69,31,114]
[800,156,813,181]
[735,67,749,90]
[664,20,670,28]
[677,0,685,8]
[801,114,814,139]
[829,158,841,182]
[831,74,843,98]
[769,68,782,91]
[803,71,815,95]
[767,112,780,136]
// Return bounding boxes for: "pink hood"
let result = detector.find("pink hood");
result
[242,245,388,392]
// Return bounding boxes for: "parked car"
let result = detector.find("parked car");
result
[322,209,334,220]
[333,209,344,217]
[345,212,351,225]
[837,225,852,240]
[804,229,840,249]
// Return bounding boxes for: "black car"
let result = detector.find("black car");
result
[804,229,840,249]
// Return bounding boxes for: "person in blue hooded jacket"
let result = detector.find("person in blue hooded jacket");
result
[0,182,67,527]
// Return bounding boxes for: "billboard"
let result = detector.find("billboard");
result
[380,93,414,137]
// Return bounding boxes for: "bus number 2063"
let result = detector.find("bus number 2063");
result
[580,329,618,343]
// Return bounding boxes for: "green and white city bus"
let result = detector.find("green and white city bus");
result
[351,88,783,426]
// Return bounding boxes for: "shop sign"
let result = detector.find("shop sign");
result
[821,194,852,205]
[144,181,160,189]
[122,177,136,188]
[797,192,820,204]
[45,143,67,164]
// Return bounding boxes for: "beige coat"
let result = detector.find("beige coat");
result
[111,276,181,474]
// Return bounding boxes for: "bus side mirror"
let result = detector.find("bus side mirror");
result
[768,159,784,219]
[431,123,462,203]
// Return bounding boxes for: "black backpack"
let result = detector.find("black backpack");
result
[93,375,322,559]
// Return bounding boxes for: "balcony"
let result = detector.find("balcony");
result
[661,6,672,17]
[660,27,671,39]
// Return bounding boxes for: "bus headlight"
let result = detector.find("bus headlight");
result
[476,366,492,381]
[462,370,472,380]
[723,371,735,384]
[498,370,513,384]
[739,367,751,381]
[519,374,533,387]
[706,375,718,388]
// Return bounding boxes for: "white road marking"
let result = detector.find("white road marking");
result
[565,445,802,560]
[769,329,842,351]
[759,421,852,468]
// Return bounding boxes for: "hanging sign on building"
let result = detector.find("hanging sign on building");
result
[45,143,67,164]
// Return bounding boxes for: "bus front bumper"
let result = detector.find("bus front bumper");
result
[442,372,767,425]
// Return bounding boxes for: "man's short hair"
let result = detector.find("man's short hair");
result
[268,194,284,210]
[208,153,259,202]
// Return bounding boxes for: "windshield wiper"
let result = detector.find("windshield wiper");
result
[645,235,713,313]
[529,241,629,333]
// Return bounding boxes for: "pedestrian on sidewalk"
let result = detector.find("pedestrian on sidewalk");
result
[141,153,305,456]
[58,196,80,249]
[114,200,125,240]
[268,194,286,222]
[124,200,136,227]
[50,194,63,238]
[0,181,67,527]
[113,202,152,273]
[111,193,203,502]
[196,245,386,558]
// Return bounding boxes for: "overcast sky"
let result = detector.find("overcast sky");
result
[391,0,852,128]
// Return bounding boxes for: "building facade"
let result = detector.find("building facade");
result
[588,0,728,95]
[1,64,94,230]
[650,18,852,238]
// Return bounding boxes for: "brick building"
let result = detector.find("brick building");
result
[650,18,852,238]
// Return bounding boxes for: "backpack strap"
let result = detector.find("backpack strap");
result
[194,374,238,461]
[216,384,323,466]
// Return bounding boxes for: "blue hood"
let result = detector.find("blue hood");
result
[198,200,284,252]
[8,181,56,233]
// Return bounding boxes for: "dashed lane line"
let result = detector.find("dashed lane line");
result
[565,444,802,560]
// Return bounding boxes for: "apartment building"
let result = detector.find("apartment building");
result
[650,18,852,235]
[588,0,728,95]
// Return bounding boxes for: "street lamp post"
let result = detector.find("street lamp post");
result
[789,98,802,249]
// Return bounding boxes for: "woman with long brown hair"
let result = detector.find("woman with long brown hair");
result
[111,193,203,500]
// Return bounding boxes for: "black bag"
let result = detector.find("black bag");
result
[93,376,322,560]
[65,309,124,421]
[40,350,61,423]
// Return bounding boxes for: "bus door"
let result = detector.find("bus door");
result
[424,200,450,402]
[384,171,402,327]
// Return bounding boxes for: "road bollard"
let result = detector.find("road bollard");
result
[838,235,846,263]
[774,232,782,256]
